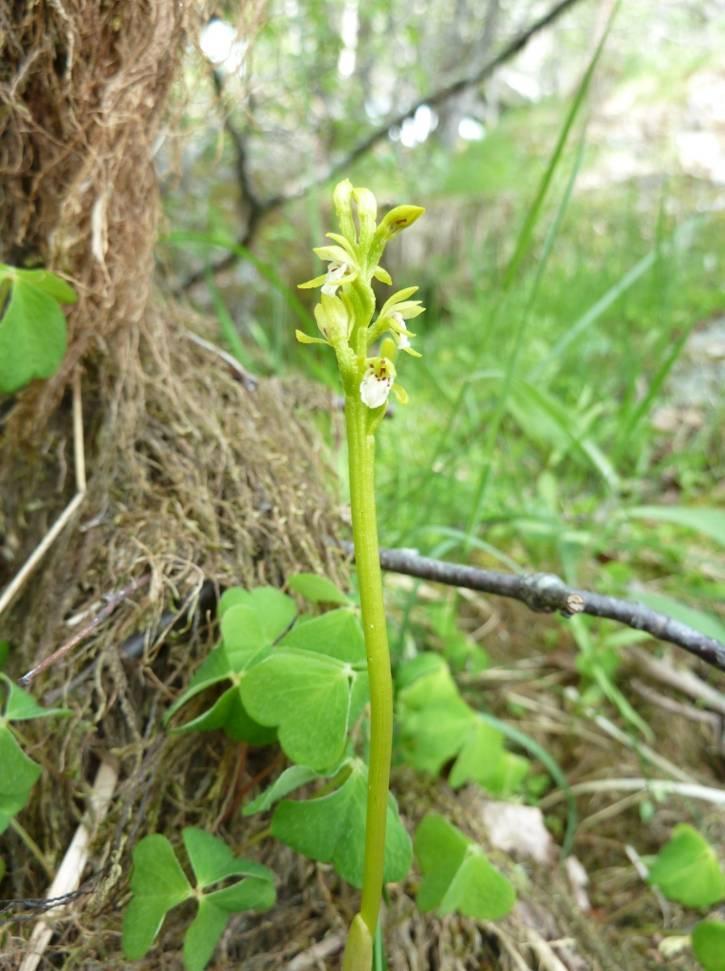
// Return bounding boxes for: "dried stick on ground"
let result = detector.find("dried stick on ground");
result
[352,544,725,672]
[19,756,119,971]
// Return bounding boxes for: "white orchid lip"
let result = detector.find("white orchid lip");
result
[321,261,350,295]
[360,358,395,409]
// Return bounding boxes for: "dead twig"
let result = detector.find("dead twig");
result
[540,778,725,809]
[184,329,258,391]
[630,678,723,741]
[287,933,345,970]
[361,544,725,672]
[631,647,725,714]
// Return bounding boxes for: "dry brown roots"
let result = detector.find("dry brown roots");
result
[0,288,350,959]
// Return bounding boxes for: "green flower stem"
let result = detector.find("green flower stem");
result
[297,179,424,970]
[344,389,393,948]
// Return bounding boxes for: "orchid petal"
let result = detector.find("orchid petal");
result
[295,329,329,346]
[298,274,329,290]
[313,245,351,264]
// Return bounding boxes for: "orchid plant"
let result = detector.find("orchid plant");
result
[297,180,424,969]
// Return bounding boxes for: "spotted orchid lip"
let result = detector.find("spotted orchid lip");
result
[360,357,397,409]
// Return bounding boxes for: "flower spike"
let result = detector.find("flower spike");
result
[297,179,424,412]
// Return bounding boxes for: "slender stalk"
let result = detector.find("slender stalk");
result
[296,179,424,970]
[345,393,393,938]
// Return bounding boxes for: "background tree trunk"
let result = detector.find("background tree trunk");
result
[0,1,187,418]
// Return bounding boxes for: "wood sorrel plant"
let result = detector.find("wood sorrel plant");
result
[297,180,425,969]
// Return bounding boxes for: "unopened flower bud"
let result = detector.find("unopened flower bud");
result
[314,293,351,345]
[353,187,378,248]
[333,179,356,242]
[370,204,425,265]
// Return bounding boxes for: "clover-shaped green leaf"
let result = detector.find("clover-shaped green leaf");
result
[692,921,725,971]
[414,813,516,920]
[0,264,76,394]
[648,825,725,909]
[0,674,70,722]
[449,719,529,796]
[271,759,411,887]
[122,827,275,971]
[0,730,42,833]
[396,654,474,773]
[165,587,296,743]
[240,648,368,770]
[396,656,528,795]
[0,674,71,833]
[219,586,297,640]
[288,573,351,605]
[280,607,365,662]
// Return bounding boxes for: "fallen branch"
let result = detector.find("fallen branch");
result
[178,0,586,291]
[36,544,725,705]
[359,544,725,672]
[209,67,266,249]
[631,648,725,715]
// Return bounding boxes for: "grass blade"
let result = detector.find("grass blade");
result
[535,216,701,375]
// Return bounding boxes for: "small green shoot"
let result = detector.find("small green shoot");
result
[122,827,276,971]
[414,813,516,920]
[0,264,77,394]
[647,825,725,909]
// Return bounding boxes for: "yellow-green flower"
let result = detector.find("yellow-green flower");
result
[369,287,425,356]
[296,180,424,410]
[296,292,352,349]
[299,243,358,294]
